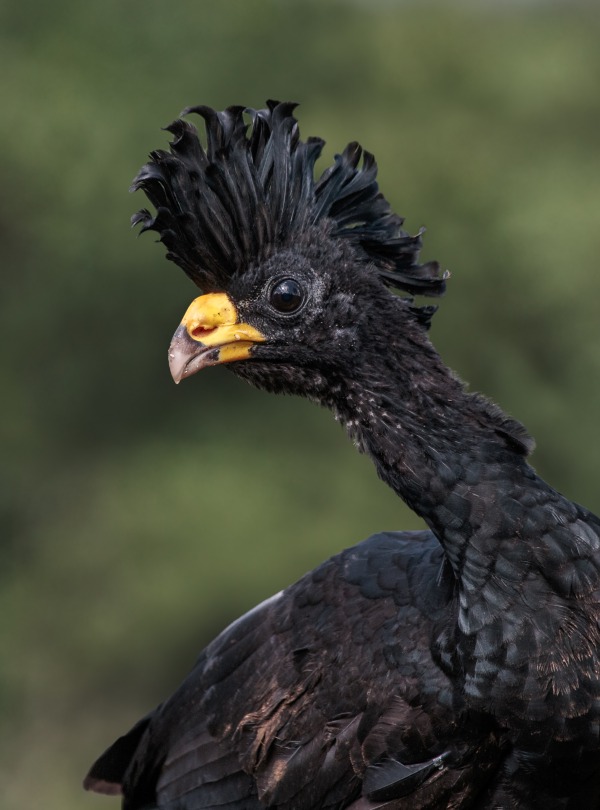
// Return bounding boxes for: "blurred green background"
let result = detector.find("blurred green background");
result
[1,1,599,807]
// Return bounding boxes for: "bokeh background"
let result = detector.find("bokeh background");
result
[2,1,599,807]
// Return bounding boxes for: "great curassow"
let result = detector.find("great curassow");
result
[84,102,600,809]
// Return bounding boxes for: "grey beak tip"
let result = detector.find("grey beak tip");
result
[168,325,212,383]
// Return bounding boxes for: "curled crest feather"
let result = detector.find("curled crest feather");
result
[131,100,448,306]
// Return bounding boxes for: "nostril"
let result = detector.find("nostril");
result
[190,325,216,341]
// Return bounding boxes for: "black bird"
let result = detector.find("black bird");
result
[85,102,600,809]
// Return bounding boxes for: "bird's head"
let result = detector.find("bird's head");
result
[132,101,448,404]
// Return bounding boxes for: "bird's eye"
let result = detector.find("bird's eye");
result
[269,278,304,314]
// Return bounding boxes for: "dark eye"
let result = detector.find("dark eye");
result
[269,278,304,314]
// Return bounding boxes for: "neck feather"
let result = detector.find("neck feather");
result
[330,343,535,576]
[320,313,600,740]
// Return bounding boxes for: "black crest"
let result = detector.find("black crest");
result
[131,100,447,300]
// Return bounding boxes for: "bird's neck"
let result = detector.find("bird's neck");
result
[330,348,537,583]
[326,330,600,741]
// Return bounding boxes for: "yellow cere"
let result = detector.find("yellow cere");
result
[181,293,266,347]
[181,292,238,331]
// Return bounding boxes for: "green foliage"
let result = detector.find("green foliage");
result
[1,2,599,808]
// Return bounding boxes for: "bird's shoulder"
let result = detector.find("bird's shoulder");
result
[115,531,503,808]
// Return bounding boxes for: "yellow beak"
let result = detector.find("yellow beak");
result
[168,292,266,383]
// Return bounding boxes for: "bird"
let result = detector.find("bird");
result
[84,101,600,809]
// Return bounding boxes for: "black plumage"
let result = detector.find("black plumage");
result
[85,102,600,808]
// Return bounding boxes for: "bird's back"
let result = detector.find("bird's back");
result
[86,530,508,809]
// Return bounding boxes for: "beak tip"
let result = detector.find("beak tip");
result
[168,362,185,385]
[168,329,194,384]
